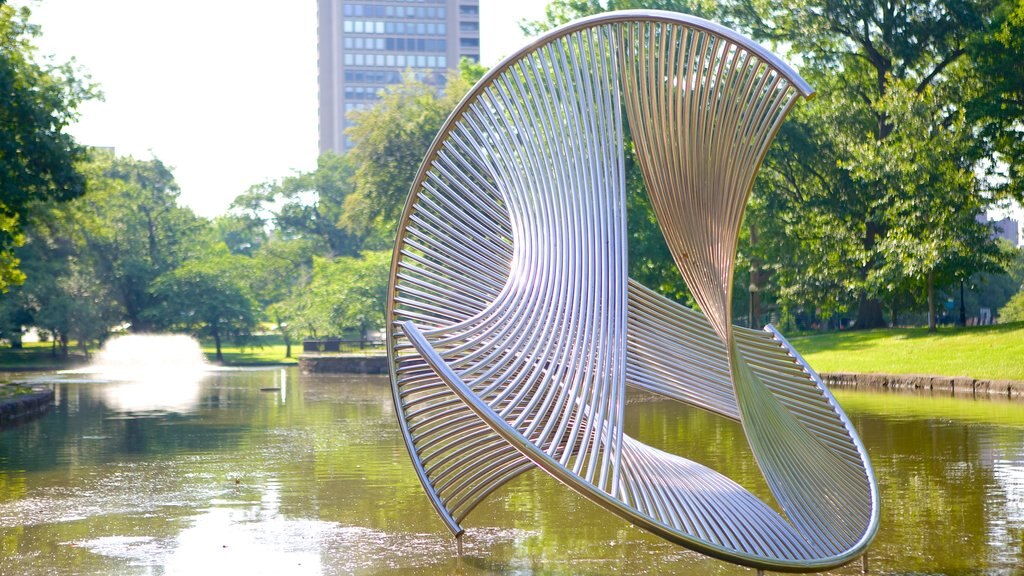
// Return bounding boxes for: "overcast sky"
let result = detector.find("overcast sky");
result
[21,0,550,218]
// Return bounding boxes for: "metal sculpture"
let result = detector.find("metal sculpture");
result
[386,10,879,572]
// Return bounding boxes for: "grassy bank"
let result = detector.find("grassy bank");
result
[5,323,1023,379]
[0,336,299,371]
[789,322,1024,382]
[199,335,298,365]
[0,342,86,372]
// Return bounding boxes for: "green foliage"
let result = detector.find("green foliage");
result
[967,0,1024,200]
[231,152,363,257]
[1,150,209,353]
[732,0,1008,328]
[247,238,316,356]
[999,291,1024,322]
[457,56,487,84]
[273,251,390,340]
[0,4,95,291]
[150,250,259,361]
[344,71,475,241]
[72,151,206,331]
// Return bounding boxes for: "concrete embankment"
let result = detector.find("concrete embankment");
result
[821,372,1024,399]
[298,354,388,375]
[295,354,1024,400]
[0,388,55,425]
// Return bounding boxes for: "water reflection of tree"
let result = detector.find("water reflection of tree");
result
[852,413,1022,572]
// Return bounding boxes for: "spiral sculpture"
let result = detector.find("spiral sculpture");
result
[386,10,879,572]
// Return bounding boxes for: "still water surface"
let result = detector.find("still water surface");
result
[1,368,1022,575]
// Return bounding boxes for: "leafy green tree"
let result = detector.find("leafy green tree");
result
[0,4,95,291]
[1,150,206,350]
[214,212,267,257]
[232,153,366,258]
[150,252,258,362]
[343,70,475,242]
[731,0,1005,329]
[998,290,1024,322]
[0,287,31,348]
[275,251,390,341]
[74,151,205,331]
[852,79,1001,331]
[457,56,487,84]
[248,237,315,357]
[10,208,122,357]
[967,0,1024,200]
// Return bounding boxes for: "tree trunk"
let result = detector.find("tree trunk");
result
[889,294,898,327]
[958,280,966,327]
[285,339,292,358]
[927,270,937,332]
[214,329,223,362]
[748,223,763,329]
[856,295,886,329]
[855,220,886,329]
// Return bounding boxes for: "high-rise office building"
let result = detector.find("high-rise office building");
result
[317,0,481,153]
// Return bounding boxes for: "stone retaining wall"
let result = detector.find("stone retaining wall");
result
[820,372,1024,399]
[0,389,55,425]
[298,354,388,375]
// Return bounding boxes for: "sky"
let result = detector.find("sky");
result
[20,0,551,218]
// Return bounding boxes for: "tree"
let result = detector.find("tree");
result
[0,4,95,291]
[999,290,1024,322]
[248,237,315,358]
[11,206,122,357]
[233,153,367,258]
[851,79,1002,331]
[150,252,258,362]
[967,0,1024,201]
[275,251,390,341]
[343,70,476,241]
[1,150,207,351]
[74,150,205,331]
[729,0,1005,329]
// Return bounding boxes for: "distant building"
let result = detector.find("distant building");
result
[317,0,481,153]
[977,213,1022,246]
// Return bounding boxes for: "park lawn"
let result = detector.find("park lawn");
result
[788,321,1024,381]
[200,335,298,365]
[0,341,86,371]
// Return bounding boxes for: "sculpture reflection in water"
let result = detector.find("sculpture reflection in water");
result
[386,11,879,573]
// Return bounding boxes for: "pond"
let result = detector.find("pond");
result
[0,368,1022,575]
